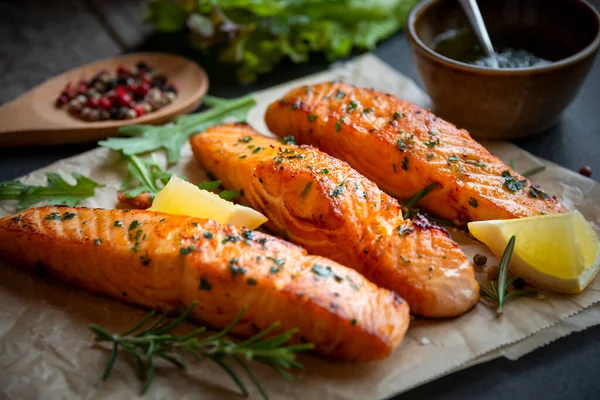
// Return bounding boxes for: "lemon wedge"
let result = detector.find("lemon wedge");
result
[468,211,600,293]
[149,175,267,230]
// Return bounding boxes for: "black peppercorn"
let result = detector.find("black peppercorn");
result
[473,254,488,267]
[512,277,526,289]
[117,76,129,86]
[117,107,129,120]
[151,75,167,87]
[109,107,120,119]
[105,78,117,91]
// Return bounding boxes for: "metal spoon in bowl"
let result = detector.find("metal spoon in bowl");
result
[458,0,498,68]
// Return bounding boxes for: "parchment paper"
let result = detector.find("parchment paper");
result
[1,54,599,400]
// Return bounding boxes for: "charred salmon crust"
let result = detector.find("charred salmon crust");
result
[0,206,409,362]
[191,123,479,317]
[264,81,566,223]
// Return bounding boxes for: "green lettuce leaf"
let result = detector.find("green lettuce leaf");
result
[147,0,418,83]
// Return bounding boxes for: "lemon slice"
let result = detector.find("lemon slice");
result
[149,175,267,230]
[468,211,600,293]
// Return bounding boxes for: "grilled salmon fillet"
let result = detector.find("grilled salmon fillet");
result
[265,82,567,224]
[0,206,409,362]
[191,123,479,317]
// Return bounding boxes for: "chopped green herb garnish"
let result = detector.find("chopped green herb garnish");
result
[289,103,299,110]
[44,212,61,221]
[330,182,345,197]
[400,256,411,263]
[402,156,409,171]
[267,256,285,267]
[252,146,265,154]
[229,258,247,276]
[300,182,312,198]
[129,220,141,231]
[347,101,358,112]
[246,277,258,286]
[114,220,123,227]
[529,187,550,200]
[238,136,252,143]
[363,108,373,114]
[308,114,317,122]
[311,264,342,281]
[335,116,344,132]
[319,168,329,174]
[270,266,281,274]
[448,155,460,163]
[94,238,103,245]
[335,90,346,99]
[180,246,195,255]
[469,198,478,208]
[397,138,407,152]
[190,222,200,227]
[198,277,212,291]
[392,112,402,120]
[62,212,77,220]
[501,170,527,192]
[427,153,434,161]
[241,230,254,241]
[203,231,213,239]
[222,235,240,244]
[350,319,357,326]
[424,139,440,148]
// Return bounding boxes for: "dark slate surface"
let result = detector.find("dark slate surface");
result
[0,1,599,399]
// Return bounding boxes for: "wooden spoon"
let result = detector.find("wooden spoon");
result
[0,52,209,147]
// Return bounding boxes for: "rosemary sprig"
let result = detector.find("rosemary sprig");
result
[402,182,439,219]
[479,236,537,316]
[520,165,546,178]
[90,302,313,398]
[404,182,439,210]
[401,182,456,226]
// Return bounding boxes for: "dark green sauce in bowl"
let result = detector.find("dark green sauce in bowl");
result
[406,0,600,139]
[432,31,551,68]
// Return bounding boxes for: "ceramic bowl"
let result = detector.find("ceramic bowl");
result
[405,0,600,139]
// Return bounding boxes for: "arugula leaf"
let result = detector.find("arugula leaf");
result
[197,180,222,191]
[219,190,241,201]
[119,154,174,199]
[99,95,256,164]
[0,173,102,210]
[119,154,234,203]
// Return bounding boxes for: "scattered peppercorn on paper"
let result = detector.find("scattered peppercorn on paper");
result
[1,54,599,400]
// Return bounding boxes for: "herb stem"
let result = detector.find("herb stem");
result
[91,303,311,398]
